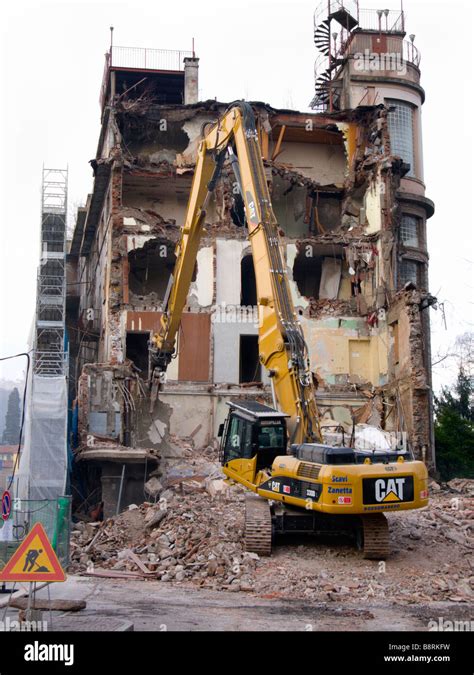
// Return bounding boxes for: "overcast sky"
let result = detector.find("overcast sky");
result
[0,0,472,389]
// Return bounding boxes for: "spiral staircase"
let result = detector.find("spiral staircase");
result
[311,0,359,110]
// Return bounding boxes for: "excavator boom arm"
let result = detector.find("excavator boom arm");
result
[151,102,321,443]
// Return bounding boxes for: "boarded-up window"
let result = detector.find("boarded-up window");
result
[177,314,211,382]
[126,311,210,382]
[348,339,371,383]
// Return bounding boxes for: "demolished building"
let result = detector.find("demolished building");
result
[66,1,436,516]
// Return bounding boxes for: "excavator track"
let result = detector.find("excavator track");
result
[360,513,390,560]
[244,494,272,556]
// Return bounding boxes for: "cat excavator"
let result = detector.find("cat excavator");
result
[149,101,428,559]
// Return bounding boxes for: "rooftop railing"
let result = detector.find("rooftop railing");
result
[110,46,193,71]
[358,8,405,32]
[100,45,193,110]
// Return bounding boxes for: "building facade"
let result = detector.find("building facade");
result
[67,5,436,515]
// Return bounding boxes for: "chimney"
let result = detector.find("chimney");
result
[184,57,199,104]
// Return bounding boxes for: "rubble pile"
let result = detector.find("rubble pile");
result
[70,478,261,591]
[70,469,474,605]
[251,480,474,604]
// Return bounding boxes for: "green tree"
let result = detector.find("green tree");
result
[1,387,21,445]
[434,367,474,480]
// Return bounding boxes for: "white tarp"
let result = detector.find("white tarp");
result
[17,374,67,500]
[353,424,408,454]
[353,424,392,453]
[322,423,408,455]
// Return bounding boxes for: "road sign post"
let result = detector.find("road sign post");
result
[1,490,12,521]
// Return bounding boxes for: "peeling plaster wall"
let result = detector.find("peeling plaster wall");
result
[395,308,411,376]
[145,392,212,450]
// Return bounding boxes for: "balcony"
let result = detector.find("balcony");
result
[343,33,421,68]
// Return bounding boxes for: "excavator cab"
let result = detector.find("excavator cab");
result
[219,400,288,471]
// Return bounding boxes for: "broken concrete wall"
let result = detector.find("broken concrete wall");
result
[149,385,273,450]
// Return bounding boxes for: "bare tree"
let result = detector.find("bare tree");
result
[432,331,474,374]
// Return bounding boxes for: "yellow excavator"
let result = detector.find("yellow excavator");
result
[149,101,428,559]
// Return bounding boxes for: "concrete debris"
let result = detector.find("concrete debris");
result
[144,509,168,530]
[144,477,163,498]
[447,478,474,496]
[205,478,229,498]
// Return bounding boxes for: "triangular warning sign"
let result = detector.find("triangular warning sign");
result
[0,522,66,582]
[382,490,401,502]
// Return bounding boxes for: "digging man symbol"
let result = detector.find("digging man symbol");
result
[22,548,49,573]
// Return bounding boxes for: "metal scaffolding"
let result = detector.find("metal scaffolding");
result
[34,168,68,376]
[17,167,69,500]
